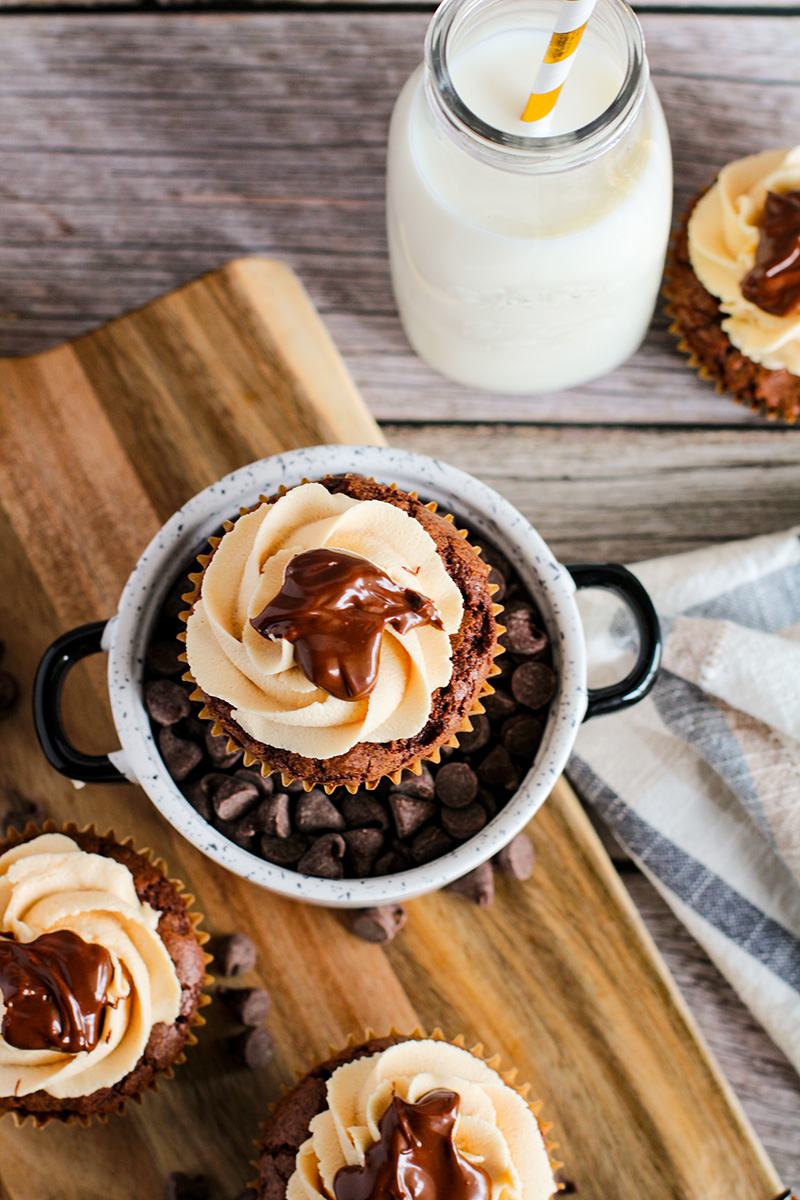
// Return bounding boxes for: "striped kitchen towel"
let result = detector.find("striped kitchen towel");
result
[568,526,800,1074]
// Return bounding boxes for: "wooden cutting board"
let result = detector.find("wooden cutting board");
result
[0,259,784,1200]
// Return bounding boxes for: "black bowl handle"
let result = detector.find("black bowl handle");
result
[33,620,127,783]
[566,563,662,721]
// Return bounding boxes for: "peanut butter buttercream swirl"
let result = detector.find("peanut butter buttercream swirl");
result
[287,1040,556,1200]
[688,146,800,375]
[185,484,464,758]
[0,835,181,1099]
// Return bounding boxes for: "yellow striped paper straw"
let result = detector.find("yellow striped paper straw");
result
[521,0,599,126]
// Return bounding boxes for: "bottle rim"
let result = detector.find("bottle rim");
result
[424,0,648,173]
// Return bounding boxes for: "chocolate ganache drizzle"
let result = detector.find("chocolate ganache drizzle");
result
[250,548,445,702]
[0,930,113,1053]
[333,1089,491,1200]
[741,189,800,316]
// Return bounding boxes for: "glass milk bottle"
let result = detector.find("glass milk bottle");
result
[386,0,673,393]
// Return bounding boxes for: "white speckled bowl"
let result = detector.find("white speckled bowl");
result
[34,446,660,907]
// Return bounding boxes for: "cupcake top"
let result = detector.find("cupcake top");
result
[286,1040,556,1200]
[185,483,464,758]
[0,834,182,1099]
[688,145,800,375]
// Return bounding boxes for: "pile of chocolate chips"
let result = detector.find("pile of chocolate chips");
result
[145,537,556,882]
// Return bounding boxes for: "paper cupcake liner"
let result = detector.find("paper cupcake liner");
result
[253,1026,563,1197]
[0,820,212,1129]
[662,202,798,424]
[176,477,504,795]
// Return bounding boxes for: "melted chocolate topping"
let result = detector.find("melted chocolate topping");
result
[333,1089,491,1200]
[250,548,444,702]
[741,189,800,316]
[0,930,113,1053]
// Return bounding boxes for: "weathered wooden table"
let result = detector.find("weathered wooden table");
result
[0,0,798,1186]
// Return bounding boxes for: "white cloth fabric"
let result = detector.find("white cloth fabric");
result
[568,527,800,1075]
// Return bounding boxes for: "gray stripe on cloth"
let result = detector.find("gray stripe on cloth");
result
[567,755,800,993]
[683,557,800,634]
[651,669,774,844]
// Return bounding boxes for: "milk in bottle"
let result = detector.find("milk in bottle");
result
[386,0,673,393]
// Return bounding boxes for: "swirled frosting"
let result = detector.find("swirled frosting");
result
[688,146,800,375]
[287,1040,556,1200]
[185,484,464,758]
[0,834,182,1099]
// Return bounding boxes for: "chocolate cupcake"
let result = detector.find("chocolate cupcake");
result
[180,476,500,791]
[0,826,209,1124]
[665,145,800,421]
[258,1032,560,1200]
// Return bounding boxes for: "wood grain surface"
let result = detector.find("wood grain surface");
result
[0,260,786,1199]
[0,12,798,426]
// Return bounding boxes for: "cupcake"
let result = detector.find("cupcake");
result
[0,827,208,1124]
[258,1033,559,1200]
[181,476,500,791]
[665,145,800,421]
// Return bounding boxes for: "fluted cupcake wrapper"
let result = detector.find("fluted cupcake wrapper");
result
[252,1026,563,1198]
[662,200,799,424]
[0,820,213,1129]
[176,476,504,795]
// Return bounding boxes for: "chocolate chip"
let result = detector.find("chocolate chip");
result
[145,679,192,726]
[481,688,518,723]
[495,835,535,880]
[487,567,506,602]
[146,641,185,677]
[0,670,19,717]
[477,745,519,792]
[389,764,434,801]
[342,794,390,830]
[235,766,273,797]
[250,793,291,838]
[502,607,548,659]
[348,904,407,944]
[231,1025,275,1070]
[182,779,213,821]
[164,1173,209,1200]
[296,789,346,833]
[373,847,411,876]
[477,788,497,820]
[511,662,556,710]
[482,549,512,581]
[455,713,491,754]
[389,793,434,839]
[159,726,203,781]
[285,778,307,794]
[411,826,453,864]
[435,762,478,809]
[343,828,384,876]
[1,797,46,838]
[441,802,487,841]
[213,777,260,822]
[216,816,256,850]
[259,833,308,866]
[184,714,209,740]
[205,725,243,768]
[501,714,544,758]
[297,833,346,879]
[219,985,271,1026]
[444,861,494,907]
[215,932,257,977]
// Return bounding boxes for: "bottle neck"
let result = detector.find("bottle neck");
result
[424,0,648,175]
